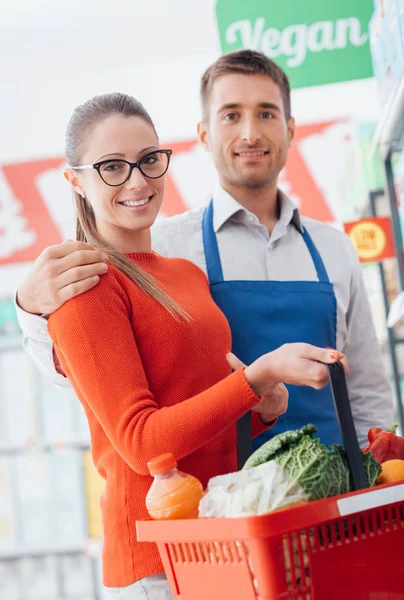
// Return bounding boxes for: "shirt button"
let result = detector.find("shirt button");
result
[268,244,274,251]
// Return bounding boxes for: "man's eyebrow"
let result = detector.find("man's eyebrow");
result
[258,102,281,111]
[217,102,281,113]
[217,102,240,113]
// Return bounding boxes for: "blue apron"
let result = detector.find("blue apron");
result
[202,199,341,451]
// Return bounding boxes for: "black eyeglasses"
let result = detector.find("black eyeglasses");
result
[72,149,172,187]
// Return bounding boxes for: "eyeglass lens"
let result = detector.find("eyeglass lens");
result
[99,152,169,185]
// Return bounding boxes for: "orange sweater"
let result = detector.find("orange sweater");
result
[48,253,269,587]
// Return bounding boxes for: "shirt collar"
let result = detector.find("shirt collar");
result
[212,186,303,234]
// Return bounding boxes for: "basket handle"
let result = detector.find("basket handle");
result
[328,361,369,490]
[237,361,369,490]
[237,412,252,470]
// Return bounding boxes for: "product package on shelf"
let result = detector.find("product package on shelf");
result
[0,559,23,600]
[74,399,91,447]
[19,556,59,600]
[37,376,77,447]
[369,0,404,107]
[13,450,87,554]
[59,553,95,598]
[0,456,17,555]
[82,450,105,539]
[14,453,53,552]
[0,350,37,450]
[0,296,20,337]
[47,449,87,551]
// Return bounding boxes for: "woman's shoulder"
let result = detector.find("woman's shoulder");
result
[50,262,131,321]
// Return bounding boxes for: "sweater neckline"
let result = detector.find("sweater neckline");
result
[125,251,160,262]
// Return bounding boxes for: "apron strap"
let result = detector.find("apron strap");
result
[203,200,251,467]
[202,200,224,284]
[301,226,331,284]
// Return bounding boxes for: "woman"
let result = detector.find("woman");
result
[48,92,347,600]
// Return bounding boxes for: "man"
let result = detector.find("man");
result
[16,50,393,449]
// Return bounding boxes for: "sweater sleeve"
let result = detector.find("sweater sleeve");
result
[48,270,260,475]
[251,412,275,437]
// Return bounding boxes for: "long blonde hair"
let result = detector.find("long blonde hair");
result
[65,93,189,321]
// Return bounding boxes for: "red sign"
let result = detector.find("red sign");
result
[344,217,396,263]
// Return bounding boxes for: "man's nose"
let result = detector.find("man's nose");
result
[240,119,261,145]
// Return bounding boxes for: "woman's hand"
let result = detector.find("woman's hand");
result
[243,343,350,399]
[227,352,288,423]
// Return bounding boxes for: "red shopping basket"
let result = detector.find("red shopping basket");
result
[137,363,404,599]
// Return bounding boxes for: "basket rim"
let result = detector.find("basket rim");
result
[136,480,404,542]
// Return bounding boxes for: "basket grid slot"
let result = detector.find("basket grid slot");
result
[169,539,249,566]
[283,531,312,593]
[310,501,404,552]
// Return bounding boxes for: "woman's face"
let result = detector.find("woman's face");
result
[67,114,166,252]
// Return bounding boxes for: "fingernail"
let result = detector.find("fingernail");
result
[225,349,231,354]
[329,351,339,360]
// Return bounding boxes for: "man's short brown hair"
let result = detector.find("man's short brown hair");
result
[200,49,291,121]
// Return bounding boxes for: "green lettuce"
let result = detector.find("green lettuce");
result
[243,425,380,501]
[362,450,382,487]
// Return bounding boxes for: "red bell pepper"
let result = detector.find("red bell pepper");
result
[361,425,404,462]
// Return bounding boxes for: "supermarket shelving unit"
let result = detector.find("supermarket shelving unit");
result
[0,332,105,600]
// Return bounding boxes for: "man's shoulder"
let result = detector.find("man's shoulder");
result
[154,208,204,231]
[300,216,358,267]
[301,217,353,247]
[151,208,205,257]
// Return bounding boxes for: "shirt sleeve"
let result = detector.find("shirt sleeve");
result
[342,243,394,447]
[15,299,70,388]
[47,270,261,475]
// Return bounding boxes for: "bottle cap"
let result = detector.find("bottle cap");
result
[147,452,177,475]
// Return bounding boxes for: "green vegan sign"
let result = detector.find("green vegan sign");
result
[215,0,374,88]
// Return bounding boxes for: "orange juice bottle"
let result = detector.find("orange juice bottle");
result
[146,453,204,520]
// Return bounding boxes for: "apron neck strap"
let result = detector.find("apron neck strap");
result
[202,199,224,283]
[301,226,330,283]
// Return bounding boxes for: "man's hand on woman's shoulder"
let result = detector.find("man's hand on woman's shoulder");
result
[17,240,109,315]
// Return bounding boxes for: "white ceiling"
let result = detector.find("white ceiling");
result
[0,0,220,81]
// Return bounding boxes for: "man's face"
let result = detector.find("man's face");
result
[198,73,295,191]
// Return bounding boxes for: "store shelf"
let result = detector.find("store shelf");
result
[0,546,86,560]
[370,73,404,160]
[0,443,90,455]
[0,334,22,350]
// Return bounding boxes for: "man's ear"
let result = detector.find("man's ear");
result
[197,120,210,152]
[287,117,296,149]
[64,168,85,197]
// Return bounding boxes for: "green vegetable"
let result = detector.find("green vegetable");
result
[362,450,382,487]
[243,425,381,501]
[242,424,317,470]
[302,444,351,501]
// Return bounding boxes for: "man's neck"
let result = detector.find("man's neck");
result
[220,181,280,233]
